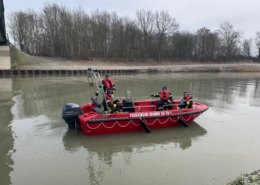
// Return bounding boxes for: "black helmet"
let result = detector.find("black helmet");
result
[162,86,167,90]
[105,74,110,78]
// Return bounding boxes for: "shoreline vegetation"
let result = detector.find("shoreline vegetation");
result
[227,170,260,185]
[10,46,260,72]
[7,2,260,63]
[6,2,260,73]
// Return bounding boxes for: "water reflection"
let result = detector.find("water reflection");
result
[121,73,260,109]
[62,122,207,185]
[8,73,260,120]
[0,78,14,185]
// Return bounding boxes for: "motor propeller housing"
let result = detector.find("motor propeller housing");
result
[62,103,83,128]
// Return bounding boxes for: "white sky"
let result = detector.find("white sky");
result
[4,0,260,39]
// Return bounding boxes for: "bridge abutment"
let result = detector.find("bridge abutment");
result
[0,46,11,70]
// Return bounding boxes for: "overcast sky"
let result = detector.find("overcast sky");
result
[4,0,260,38]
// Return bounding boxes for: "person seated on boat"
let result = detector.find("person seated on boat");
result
[178,92,193,109]
[150,86,173,111]
[102,90,120,114]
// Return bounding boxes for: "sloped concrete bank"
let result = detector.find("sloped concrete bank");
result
[1,46,260,74]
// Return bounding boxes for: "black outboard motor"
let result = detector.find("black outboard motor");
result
[62,103,83,128]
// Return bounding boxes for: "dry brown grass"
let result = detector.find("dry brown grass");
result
[140,65,260,73]
[9,47,260,72]
[234,65,260,72]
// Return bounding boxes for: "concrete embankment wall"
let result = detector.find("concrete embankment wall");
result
[0,46,10,70]
[1,65,260,75]
[0,69,138,75]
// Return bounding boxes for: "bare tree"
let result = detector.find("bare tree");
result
[195,28,210,61]
[242,38,253,58]
[122,18,137,62]
[195,28,219,61]
[90,10,111,59]
[109,12,121,60]
[255,32,260,62]
[154,10,178,62]
[42,3,61,57]
[218,21,242,61]
[26,9,40,55]
[59,4,72,58]
[7,3,258,63]
[170,31,195,60]
[72,6,86,59]
[135,9,155,61]
[7,11,28,50]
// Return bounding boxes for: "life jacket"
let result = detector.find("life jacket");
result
[103,94,113,113]
[182,95,191,102]
[103,78,114,90]
[160,90,169,101]
[105,94,113,103]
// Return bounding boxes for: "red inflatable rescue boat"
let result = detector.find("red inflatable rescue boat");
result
[61,68,209,136]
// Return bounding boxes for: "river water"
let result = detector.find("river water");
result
[1,72,260,185]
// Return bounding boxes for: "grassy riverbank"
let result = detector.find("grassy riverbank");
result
[10,46,260,72]
[227,170,260,185]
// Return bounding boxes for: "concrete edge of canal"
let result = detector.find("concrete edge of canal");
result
[1,65,260,75]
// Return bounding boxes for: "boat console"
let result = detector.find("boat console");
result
[122,99,135,113]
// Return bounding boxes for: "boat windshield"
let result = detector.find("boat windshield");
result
[125,89,133,102]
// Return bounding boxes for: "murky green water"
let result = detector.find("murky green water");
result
[1,72,260,185]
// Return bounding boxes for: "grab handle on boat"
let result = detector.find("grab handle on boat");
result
[178,118,189,127]
[139,118,151,133]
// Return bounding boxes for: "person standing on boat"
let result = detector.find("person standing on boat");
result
[101,74,115,93]
[95,74,116,98]
[102,90,120,114]
[178,92,193,109]
[150,86,173,111]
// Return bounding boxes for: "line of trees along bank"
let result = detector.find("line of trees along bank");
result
[7,3,260,62]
